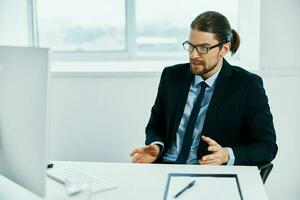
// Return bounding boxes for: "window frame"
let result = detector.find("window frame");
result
[28,0,261,70]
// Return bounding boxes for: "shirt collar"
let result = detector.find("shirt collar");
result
[193,62,223,88]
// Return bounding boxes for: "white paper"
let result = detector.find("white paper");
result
[165,176,242,200]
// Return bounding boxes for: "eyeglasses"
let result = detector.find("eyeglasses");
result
[182,41,227,55]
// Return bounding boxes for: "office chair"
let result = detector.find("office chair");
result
[258,163,273,184]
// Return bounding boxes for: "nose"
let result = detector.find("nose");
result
[190,48,199,60]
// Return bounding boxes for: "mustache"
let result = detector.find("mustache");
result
[190,59,206,65]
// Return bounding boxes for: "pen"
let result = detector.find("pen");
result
[174,180,196,198]
[47,163,54,169]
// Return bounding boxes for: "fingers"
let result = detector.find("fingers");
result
[199,147,229,165]
[201,135,219,146]
[199,154,220,165]
[131,152,157,164]
[207,145,219,152]
[200,148,222,165]
[199,159,218,165]
[131,153,143,163]
[202,154,217,161]
[200,136,223,165]
[131,153,144,163]
[130,147,144,157]
[130,149,138,157]
[130,145,158,163]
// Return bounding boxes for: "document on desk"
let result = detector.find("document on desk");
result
[163,173,243,200]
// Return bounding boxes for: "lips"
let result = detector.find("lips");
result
[191,61,205,66]
[192,62,203,65]
[191,60,205,66]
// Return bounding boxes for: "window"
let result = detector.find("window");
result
[31,0,261,69]
[135,0,239,55]
[36,0,125,52]
[34,0,239,57]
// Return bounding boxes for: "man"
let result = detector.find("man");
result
[130,11,277,166]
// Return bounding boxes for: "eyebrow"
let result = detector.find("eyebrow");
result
[188,42,211,46]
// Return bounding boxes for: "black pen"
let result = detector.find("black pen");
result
[47,163,54,169]
[174,180,196,198]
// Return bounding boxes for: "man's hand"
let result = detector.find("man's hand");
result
[199,135,229,165]
[130,144,160,163]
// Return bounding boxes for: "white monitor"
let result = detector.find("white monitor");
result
[0,46,49,197]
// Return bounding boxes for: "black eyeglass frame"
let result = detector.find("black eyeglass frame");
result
[182,40,228,55]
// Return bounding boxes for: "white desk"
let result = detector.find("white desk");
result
[0,161,269,200]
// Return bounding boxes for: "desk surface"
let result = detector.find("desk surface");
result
[0,161,269,200]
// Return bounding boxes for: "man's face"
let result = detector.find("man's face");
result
[188,29,226,77]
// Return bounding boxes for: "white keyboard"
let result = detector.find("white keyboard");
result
[47,166,117,195]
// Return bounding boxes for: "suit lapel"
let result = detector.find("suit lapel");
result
[171,65,193,140]
[198,59,233,157]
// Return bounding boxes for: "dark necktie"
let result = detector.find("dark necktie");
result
[175,81,208,164]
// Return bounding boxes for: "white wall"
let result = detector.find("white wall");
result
[48,73,160,162]
[261,76,300,200]
[260,0,300,71]
[259,0,300,199]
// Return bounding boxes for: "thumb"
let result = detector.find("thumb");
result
[201,135,218,146]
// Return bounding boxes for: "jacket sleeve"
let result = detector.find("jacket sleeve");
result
[232,75,278,166]
[145,68,167,146]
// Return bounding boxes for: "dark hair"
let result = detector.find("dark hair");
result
[191,11,240,55]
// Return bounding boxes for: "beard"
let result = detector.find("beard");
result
[189,57,219,77]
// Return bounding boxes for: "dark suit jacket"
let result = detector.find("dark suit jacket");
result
[145,59,277,166]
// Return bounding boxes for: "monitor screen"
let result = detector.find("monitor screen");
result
[0,46,49,197]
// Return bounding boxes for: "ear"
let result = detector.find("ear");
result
[220,42,231,57]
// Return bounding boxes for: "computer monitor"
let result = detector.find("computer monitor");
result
[0,46,49,197]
